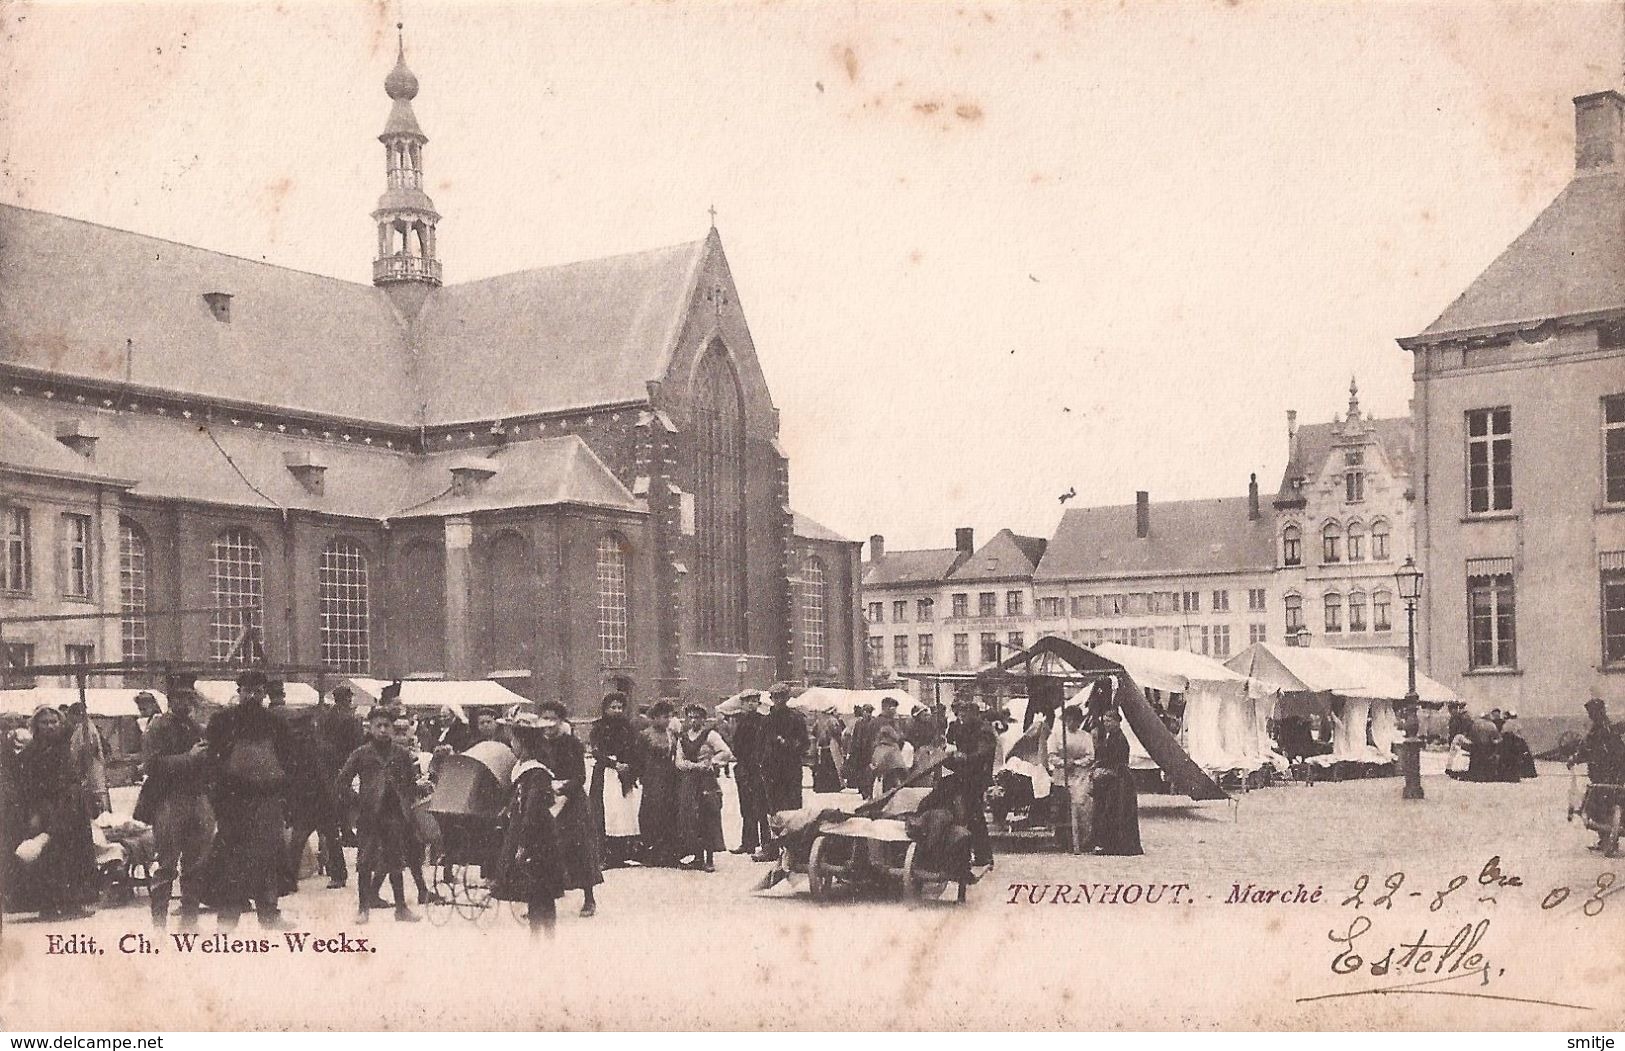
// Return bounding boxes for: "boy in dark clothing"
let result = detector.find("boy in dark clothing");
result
[334,708,424,923]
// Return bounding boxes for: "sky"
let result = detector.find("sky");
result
[2,0,1620,551]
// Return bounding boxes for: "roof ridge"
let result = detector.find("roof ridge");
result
[0,202,384,290]
[440,236,710,291]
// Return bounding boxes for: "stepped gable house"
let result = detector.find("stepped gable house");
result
[0,37,863,707]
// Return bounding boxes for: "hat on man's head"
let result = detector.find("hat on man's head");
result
[331,685,353,702]
[767,682,792,698]
[1586,697,1609,715]
[235,668,268,691]
[164,671,197,693]
[880,697,900,710]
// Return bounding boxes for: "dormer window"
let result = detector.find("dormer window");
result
[284,450,328,495]
[203,292,233,322]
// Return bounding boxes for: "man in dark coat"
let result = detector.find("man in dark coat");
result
[944,699,999,867]
[204,669,297,929]
[138,679,214,928]
[843,703,877,799]
[301,685,364,887]
[759,683,809,814]
[729,691,771,859]
[1465,710,1503,782]
[1574,698,1625,852]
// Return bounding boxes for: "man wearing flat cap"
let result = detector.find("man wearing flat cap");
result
[759,683,808,815]
[204,668,297,928]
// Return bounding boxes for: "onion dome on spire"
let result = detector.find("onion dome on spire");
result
[385,26,419,101]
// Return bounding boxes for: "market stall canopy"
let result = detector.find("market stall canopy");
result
[1224,643,1455,705]
[195,680,320,707]
[1092,641,1262,696]
[716,689,762,716]
[789,687,923,717]
[988,635,1228,801]
[343,677,529,715]
[0,687,167,719]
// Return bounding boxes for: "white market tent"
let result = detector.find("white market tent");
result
[0,687,166,719]
[342,677,531,715]
[194,680,320,707]
[1093,642,1282,776]
[789,686,923,717]
[1225,642,1456,766]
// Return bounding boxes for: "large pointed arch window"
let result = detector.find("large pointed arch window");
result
[693,345,746,650]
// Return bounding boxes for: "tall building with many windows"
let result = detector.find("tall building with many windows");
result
[0,36,861,706]
[1400,90,1625,743]
[1272,381,1415,657]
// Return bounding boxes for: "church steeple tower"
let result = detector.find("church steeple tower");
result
[372,25,441,310]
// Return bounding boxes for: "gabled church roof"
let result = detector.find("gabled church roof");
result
[0,204,416,424]
[414,236,710,423]
[0,203,723,427]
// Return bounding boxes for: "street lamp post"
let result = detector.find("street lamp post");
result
[1395,556,1425,801]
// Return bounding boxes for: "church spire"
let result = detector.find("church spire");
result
[372,23,441,305]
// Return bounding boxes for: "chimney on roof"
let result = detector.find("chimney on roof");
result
[1135,491,1150,539]
[1287,409,1299,463]
[869,534,885,562]
[955,527,974,554]
[1249,473,1261,520]
[54,420,99,459]
[1575,91,1625,173]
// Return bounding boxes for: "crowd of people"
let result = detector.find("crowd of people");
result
[1443,701,1538,783]
[10,669,1623,928]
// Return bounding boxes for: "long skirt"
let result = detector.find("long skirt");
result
[1054,772,1094,851]
[491,811,565,904]
[811,746,843,793]
[1090,767,1142,856]
[675,770,726,855]
[555,795,604,890]
[638,763,680,863]
[7,796,98,913]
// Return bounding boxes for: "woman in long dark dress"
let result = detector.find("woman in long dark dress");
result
[529,701,603,917]
[810,710,844,794]
[588,693,642,868]
[636,701,680,866]
[9,706,98,917]
[673,703,733,871]
[1089,709,1143,857]
[491,719,566,937]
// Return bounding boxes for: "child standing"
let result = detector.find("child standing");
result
[333,708,424,923]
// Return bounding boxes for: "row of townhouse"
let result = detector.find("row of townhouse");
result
[862,388,1418,693]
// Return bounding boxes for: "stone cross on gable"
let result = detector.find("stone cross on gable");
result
[707,284,729,317]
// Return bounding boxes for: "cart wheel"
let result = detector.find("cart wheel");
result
[900,842,922,901]
[808,836,831,900]
[1605,805,1624,859]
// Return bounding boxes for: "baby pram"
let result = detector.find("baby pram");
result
[424,740,515,925]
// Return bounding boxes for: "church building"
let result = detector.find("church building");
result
[0,36,864,709]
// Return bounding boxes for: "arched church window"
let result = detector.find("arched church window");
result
[319,539,371,673]
[597,533,630,666]
[209,529,263,664]
[800,555,828,675]
[692,345,746,650]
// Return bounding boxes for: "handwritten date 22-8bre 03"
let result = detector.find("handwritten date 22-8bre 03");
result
[1303,856,1621,1011]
